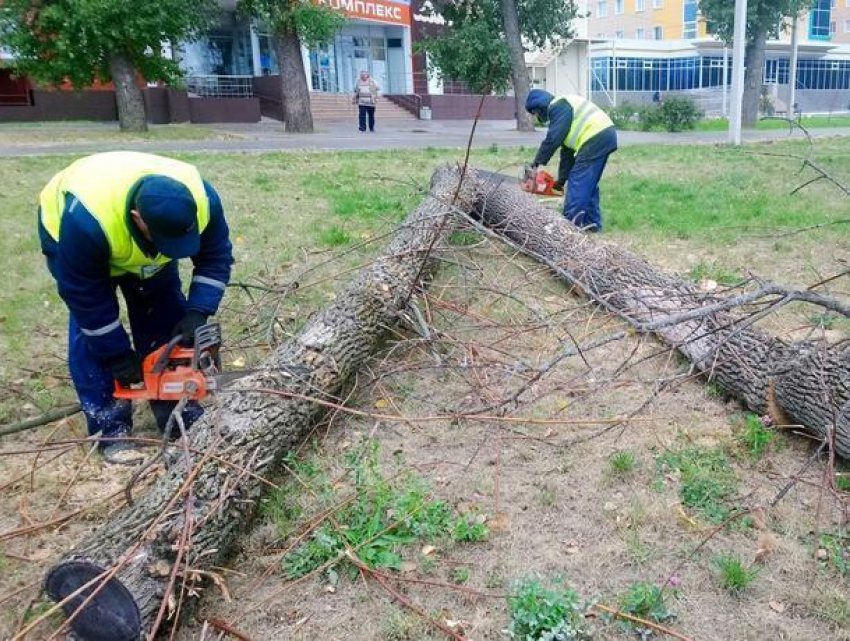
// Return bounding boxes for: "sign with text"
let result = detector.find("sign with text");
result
[319,0,411,25]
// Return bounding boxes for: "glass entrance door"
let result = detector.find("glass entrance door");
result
[309,44,338,92]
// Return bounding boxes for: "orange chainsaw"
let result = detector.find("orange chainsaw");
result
[520,165,564,197]
[114,323,229,401]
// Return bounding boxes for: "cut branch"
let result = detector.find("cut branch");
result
[467,168,850,458]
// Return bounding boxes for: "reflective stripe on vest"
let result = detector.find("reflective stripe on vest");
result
[39,152,210,279]
[551,95,614,152]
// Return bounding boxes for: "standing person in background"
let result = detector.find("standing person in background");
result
[353,70,379,132]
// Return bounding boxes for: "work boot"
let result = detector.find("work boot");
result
[99,428,144,466]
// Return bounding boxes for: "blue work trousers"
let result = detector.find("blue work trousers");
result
[561,149,611,232]
[67,263,203,439]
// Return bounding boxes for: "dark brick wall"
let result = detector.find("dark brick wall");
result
[187,97,261,123]
[0,89,118,122]
[251,75,284,121]
[422,94,516,120]
[143,87,170,124]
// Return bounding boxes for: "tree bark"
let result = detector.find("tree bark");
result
[468,170,850,458]
[45,169,471,640]
[742,25,768,129]
[108,52,148,133]
[275,27,314,133]
[500,0,535,131]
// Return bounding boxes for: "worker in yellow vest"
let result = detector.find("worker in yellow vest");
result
[38,152,234,464]
[525,90,618,232]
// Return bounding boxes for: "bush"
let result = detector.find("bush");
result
[636,104,662,131]
[605,102,640,129]
[658,96,702,132]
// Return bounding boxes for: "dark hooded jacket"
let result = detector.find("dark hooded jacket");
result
[525,89,617,167]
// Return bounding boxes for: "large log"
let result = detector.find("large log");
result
[468,169,850,458]
[44,168,470,640]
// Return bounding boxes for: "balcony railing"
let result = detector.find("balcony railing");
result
[184,75,254,98]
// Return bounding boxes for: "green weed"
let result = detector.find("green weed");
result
[452,512,490,543]
[688,261,743,286]
[420,554,437,575]
[507,577,591,640]
[608,450,637,476]
[735,413,775,459]
[451,567,470,584]
[658,446,738,523]
[283,442,461,579]
[486,567,505,589]
[383,608,431,640]
[836,474,850,493]
[489,142,499,153]
[714,555,760,594]
[813,588,850,628]
[448,230,481,246]
[706,382,724,399]
[318,226,353,247]
[616,582,675,633]
[535,483,558,507]
[819,532,850,576]
[810,312,838,330]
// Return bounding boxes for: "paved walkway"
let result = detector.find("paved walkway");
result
[1,119,849,156]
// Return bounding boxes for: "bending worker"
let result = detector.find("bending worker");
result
[525,89,617,232]
[38,152,234,464]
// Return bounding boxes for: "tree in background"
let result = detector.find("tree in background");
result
[0,0,217,132]
[240,0,345,133]
[700,0,806,127]
[418,0,576,131]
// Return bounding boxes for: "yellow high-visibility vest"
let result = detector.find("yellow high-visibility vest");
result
[552,95,614,152]
[40,152,210,278]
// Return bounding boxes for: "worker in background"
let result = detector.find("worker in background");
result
[525,89,618,232]
[38,152,234,464]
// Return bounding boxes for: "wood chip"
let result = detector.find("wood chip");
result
[769,601,786,613]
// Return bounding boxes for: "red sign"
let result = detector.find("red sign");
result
[319,0,411,25]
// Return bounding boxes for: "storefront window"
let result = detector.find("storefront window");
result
[257,34,278,75]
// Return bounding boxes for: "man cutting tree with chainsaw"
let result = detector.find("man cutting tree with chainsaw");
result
[525,89,618,232]
[38,152,234,464]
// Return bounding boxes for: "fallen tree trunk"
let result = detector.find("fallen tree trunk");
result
[44,168,470,640]
[468,169,850,458]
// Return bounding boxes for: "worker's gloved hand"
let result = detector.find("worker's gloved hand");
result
[108,352,143,386]
[172,310,209,347]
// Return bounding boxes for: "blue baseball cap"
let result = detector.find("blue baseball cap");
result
[135,176,200,259]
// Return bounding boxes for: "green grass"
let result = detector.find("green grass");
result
[694,115,850,132]
[1,139,848,425]
[0,122,234,145]
[658,445,738,523]
[608,450,637,476]
[714,555,760,594]
[318,225,353,247]
[507,577,591,640]
[735,413,775,459]
[688,261,743,286]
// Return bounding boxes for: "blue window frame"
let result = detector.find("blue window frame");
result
[810,0,832,40]
[683,0,698,38]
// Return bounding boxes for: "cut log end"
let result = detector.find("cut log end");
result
[45,560,142,641]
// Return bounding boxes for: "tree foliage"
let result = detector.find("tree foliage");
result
[238,0,345,45]
[0,0,217,87]
[699,0,805,44]
[418,0,577,93]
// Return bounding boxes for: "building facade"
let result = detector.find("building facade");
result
[585,0,850,114]
[179,0,414,97]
